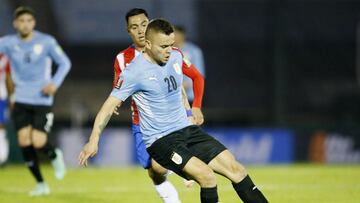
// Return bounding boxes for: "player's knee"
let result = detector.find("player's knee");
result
[229,161,247,181]
[148,168,166,185]
[18,135,31,147]
[31,130,47,149]
[32,138,46,149]
[196,167,216,187]
[17,133,31,147]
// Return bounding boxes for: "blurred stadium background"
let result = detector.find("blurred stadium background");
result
[1,0,360,202]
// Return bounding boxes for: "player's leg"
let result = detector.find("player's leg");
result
[12,103,48,196]
[32,105,65,180]
[147,129,219,203]
[0,100,9,166]
[208,150,268,202]
[149,159,181,203]
[133,124,181,203]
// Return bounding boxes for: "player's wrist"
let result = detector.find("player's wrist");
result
[186,109,193,117]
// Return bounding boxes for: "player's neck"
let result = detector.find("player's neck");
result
[19,31,34,42]
[143,53,157,64]
[135,45,145,52]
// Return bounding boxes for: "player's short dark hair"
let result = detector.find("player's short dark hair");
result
[125,8,148,25]
[13,6,35,19]
[145,19,174,37]
[174,25,186,34]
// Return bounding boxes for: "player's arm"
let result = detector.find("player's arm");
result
[181,86,195,124]
[182,60,205,125]
[0,37,9,53]
[79,96,123,166]
[5,60,14,108]
[44,37,71,96]
[79,66,138,166]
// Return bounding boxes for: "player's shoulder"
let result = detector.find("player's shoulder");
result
[171,47,184,58]
[116,45,136,60]
[0,34,17,45]
[35,31,58,45]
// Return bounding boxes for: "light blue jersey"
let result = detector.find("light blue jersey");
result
[111,49,191,147]
[182,42,205,101]
[0,31,71,106]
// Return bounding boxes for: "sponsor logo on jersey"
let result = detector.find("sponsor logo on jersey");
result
[33,44,44,55]
[173,63,181,75]
[171,152,183,165]
[148,75,158,81]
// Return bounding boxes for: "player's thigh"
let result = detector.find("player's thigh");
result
[182,156,215,184]
[208,149,247,182]
[151,158,168,175]
[12,103,33,146]
[33,105,53,134]
[186,125,227,164]
[132,125,151,169]
[12,103,33,133]
[147,131,193,179]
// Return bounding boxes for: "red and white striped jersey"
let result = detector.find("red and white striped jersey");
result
[112,45,204,125]
[113,45,141,124]
[0,54,10,100]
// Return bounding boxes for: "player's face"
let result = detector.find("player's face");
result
[147,32,175,65]
[13,14,35,38]
[127,14,149,48]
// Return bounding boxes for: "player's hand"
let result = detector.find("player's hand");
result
[113,104,121,115]
[42,83,57,96]
[78,140,99,167]
[188,116,195,124]
[183,179,195,188]
[192,107,204,125]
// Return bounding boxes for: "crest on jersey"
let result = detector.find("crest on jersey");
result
[33,44,43,55]
[171,152,183,165]
[183,56,192,67]
[173,63,181,75]
[55,45,64,55]
[115,79,124,89]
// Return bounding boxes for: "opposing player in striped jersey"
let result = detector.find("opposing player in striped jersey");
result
[0,7,70,196]
[79,19,268,203]
[112,8,203,202]
[0,54,13,166]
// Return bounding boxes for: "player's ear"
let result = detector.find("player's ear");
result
[13,19,17,30]
[145,39,151,50]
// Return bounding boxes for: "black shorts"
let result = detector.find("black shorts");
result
[12,102,54,133]
[147,125,227,179]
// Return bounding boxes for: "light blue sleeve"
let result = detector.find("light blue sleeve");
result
[47,37,71,87]
[110,68,140,102]
[0,36,9,54]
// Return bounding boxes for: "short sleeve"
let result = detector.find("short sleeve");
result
[110,67,140,101]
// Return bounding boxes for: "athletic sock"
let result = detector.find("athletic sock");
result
[200,186,219,203]
[0,129,9,164]
[39,142,57,160]
[232,175,268,203]
[154,180,181,203]
[21,146,44,183]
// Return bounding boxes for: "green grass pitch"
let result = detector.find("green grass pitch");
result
[0,164,359,203]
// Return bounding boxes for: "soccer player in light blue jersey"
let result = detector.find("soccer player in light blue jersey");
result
[79,19,268,203]
[174,25,206,103]
[0,7,70,196]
